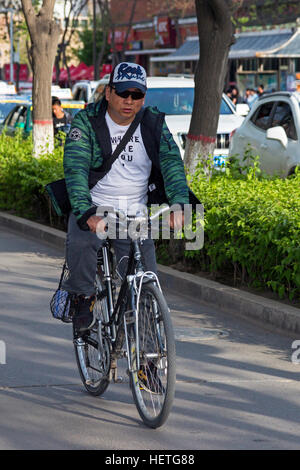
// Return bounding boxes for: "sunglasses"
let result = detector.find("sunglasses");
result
[110,86,145,101]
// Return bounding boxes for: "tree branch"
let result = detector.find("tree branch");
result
[122,0,138,55]
[40,0,56,20]
[21,0,36,37]
[209,0,231,25]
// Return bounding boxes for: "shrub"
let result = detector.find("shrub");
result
[0,131,65,227]
[183,160,300,301]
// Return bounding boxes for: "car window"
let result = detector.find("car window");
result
[0,103,17,123]
[78,88,87,102]
[251,102,274,130]
[144,88,194,115]
[271,101,297,141]
[15,106,28,127]
[73,87,81,101]
[6,105,22,127]
[220,98,233,115]
[144,87,231,115]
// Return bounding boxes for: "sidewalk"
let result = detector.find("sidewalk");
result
[1,211,300,335]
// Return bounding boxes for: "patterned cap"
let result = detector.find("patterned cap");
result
[110,62,147,94]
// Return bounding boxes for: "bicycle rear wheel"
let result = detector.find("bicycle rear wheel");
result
[74,274,111,396]
[129,282,176,428]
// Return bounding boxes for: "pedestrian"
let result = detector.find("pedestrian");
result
[230,85,244,105]
[257,84,265,97]
[245,88,258,108]
[225,87,233,101]
[61,62,197,333]
[52,96,73,137]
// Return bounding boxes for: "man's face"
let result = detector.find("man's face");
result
[52,104,64,118]
[105,86,145,124]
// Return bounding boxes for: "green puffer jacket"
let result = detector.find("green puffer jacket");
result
[63,98,190,229]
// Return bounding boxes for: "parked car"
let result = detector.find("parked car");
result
[0,100,85,137]
[0,81,17,95]
[88,75,247,166]
[0,96,30,124]
[87,75,111,104]
[228,91,300,177]
[51,85,73,100]
[145,77,247,166]
[72,80,100,103]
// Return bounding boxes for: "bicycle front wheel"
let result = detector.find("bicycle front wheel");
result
[129,282,176,428]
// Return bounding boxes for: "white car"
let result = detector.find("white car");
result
[87,75,112,104]
[51,85,73,100]
[229,91,300,177]
[73,75,111,103]
[144,77,247,166]
[72,80,99,103]
[89,75,247,166]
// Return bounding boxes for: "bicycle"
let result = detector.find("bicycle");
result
[73,206,176,429]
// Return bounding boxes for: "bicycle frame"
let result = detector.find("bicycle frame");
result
[96,237,160,379]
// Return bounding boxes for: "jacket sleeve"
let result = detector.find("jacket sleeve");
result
[63,111,96,228]
[159,120,189,207]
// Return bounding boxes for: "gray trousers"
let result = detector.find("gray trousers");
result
[63,213,157,296]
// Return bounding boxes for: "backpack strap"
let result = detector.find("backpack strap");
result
[87,107,145,189]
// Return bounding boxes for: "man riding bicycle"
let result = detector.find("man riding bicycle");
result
[63,62,192,334]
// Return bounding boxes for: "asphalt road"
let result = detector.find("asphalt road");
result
[0,226,299,450]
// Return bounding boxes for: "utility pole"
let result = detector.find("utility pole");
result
[9,9,14,83]
[93,0,97,80]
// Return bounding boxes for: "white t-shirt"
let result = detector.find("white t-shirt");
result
[90,111,152,214]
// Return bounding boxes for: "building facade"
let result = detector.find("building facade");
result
[109,0,197,72]
[109,0,300,92]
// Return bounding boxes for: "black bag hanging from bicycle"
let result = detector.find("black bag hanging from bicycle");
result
[50,262,73,323]
[45,108,145,217]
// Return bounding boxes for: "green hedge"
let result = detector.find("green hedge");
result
[0,131,65,227]
[183,162,300,301]
[0,133,299,302]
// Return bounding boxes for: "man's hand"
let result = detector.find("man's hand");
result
[169,211,184,231]
[87,215,106,234]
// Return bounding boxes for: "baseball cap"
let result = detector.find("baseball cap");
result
[109,62,147,94]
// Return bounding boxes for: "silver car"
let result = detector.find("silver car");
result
[229,91,300,177]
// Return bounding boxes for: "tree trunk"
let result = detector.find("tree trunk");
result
[184,0,235,175]
[21,0,61,157]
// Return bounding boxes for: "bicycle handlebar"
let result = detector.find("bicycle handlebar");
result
[103,205,172,227]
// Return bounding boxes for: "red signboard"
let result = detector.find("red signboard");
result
[4,63,29,82]
[155,17,176,47]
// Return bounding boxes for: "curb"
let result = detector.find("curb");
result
[1,211,300,334]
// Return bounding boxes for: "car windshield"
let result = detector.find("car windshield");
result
[0,102,18,123]
[144,87,233,115]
